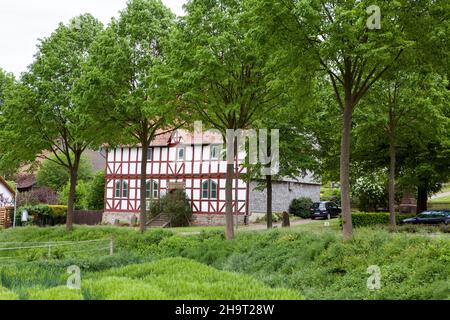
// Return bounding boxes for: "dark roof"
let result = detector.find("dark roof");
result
[15,174,36,189]
[0,176,15,195]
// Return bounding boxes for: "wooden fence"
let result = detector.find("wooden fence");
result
[73,210,103,225]
[0,207,14,228]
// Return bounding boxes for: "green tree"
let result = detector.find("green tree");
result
[253,0,446,239]
[0,69,15,177]
[0,14,103,230]
[86,171,105,210]
[0,69,14,111]
[58,180,89,210]
[36,153,93,191]
[353,71,450,217]
[168,0,279,239]
[76,0,176,232]
[245,101,320,229]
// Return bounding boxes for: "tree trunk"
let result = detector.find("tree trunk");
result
[266,174,273,229]
[388,121,396,226]
[66,154,80,231]
[416,184,428,213]
[139,138,148,233]
[340,98,353,240]
[225,162,235,240]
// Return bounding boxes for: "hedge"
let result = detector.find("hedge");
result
[15,204,68,226]
[340,212,415,228]
[289,197,313,218]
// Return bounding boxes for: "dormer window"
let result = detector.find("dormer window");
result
[210,145,219,160]
[177,146,185,161]
[147,147,153,161]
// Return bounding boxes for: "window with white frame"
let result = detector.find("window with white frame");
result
[177,146,185,161]
[115,181,121,198]
[202,180,217,199]
[121,181,128,198]
[146,180,159,199]
[115,180,129,198]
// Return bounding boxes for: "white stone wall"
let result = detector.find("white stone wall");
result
[0,182,14,207]
[249,181,320,215]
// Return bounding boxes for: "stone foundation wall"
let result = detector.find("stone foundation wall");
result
[103,211,138,225]
[103,211,247,226]
[190,214,247,226]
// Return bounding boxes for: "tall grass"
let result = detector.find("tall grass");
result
[0,225,448,300]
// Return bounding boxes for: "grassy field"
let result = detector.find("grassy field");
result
[0,222,448,300]
[429,195,450,203]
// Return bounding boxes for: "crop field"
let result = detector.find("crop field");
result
[0,224,448,300]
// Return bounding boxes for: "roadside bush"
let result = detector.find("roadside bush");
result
[16,204,67,226]
[339,212,415,228]
[289,197,313,218]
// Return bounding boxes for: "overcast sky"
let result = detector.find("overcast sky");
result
[0,0,186,77]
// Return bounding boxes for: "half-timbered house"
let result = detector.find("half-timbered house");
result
[103,130,320,225]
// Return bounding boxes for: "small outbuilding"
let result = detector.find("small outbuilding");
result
[0,176,15,207]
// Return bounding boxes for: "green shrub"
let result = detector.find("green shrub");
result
[86,171,105,210]
[339,212,415,228]
[17,204,68,226]
[289,197,313,218]
[150,190,193,227]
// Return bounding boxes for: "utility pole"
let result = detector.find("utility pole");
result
[12,186,17,228]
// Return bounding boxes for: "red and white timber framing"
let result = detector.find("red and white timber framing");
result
[104,137,249,216]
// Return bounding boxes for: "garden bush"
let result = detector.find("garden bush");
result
[289,197,313,218]
[340,212,415,228]
[16,204,68,226]
[150,190,192,227]
[86,171,105,210]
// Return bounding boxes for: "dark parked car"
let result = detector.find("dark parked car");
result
[310,201,341,219]
[400,210,450,225]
